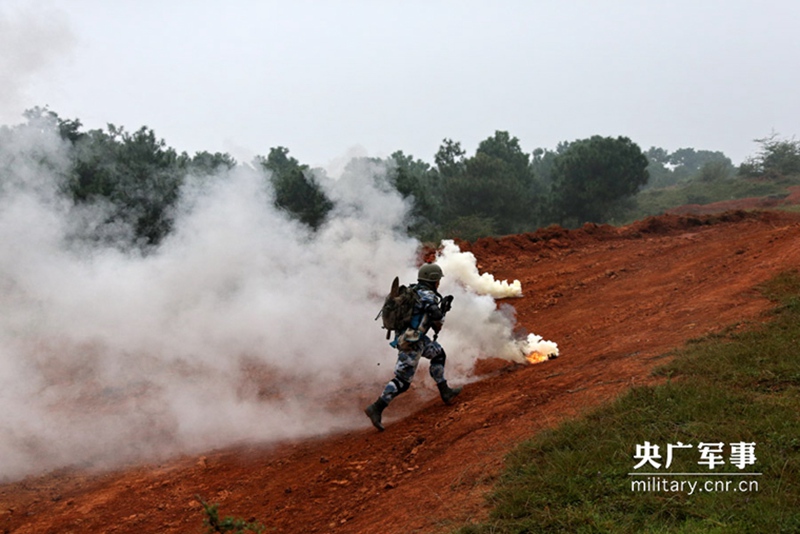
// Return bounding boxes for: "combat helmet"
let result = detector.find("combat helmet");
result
[418,263,444,283]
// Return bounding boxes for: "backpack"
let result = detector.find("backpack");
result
[375,276,420,339]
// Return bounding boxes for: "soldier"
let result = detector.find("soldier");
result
[365,263,462,431]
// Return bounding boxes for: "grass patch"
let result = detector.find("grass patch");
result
[618,176,800,224]
[777,204,800,214]
[457,271,800,533]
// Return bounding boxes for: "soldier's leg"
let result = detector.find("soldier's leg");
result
[380,349,421,404]
[422,338,447,384]
[422,339,462,404]
[366,348,422,431]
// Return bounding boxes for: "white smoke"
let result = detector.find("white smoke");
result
[0,121,550,481]
[0,3,75,123]
[437,239,523,298]
[433,239,558,362]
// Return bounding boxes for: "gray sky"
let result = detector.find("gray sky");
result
[3,0,799,167]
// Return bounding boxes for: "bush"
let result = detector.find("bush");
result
[199,497,265,534]
[740,133,800,178]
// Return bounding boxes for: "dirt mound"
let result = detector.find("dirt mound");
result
[3,210,800,534]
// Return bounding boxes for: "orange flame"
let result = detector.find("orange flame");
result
[525,351,551,365]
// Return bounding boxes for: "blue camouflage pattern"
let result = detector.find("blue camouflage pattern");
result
[380,284,448,404]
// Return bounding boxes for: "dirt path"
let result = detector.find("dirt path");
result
[3,210,800,534]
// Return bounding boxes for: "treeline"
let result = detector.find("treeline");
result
[3,107,799,245]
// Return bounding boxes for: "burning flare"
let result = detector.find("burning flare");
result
[518,333,560,364]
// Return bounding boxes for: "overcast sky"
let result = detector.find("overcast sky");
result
[2,0,798,168]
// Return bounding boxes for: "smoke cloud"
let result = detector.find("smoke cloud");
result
[437,239,523,298]
[0,3,75,123]
[434,241,558,362]
[0,121,550,481]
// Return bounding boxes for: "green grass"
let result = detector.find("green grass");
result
[617,176,800,224]
[456,271,800,533]
[777,203,800,214]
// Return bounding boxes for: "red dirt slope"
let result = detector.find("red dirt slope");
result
[2,210,800,534]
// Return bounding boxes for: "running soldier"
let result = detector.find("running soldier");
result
[365,263,462,431]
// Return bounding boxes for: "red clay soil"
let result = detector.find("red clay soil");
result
[3,210,800,534]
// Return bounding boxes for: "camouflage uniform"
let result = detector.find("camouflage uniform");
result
[379,284,448,404]
[365,267,461,432]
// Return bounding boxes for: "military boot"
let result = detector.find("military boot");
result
[364,398,388,431]
[437,381,462,405]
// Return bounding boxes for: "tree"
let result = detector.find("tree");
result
[66,124,189,245]
[439,132,538,236]
[389,151,434,203]
[696,160,733,183]
[434,138,466,179]
[388,151,441,239]
[531,144,569,188]
[5,108,73,186]
[15,108,193,247]
[476,131,530,182]
[643,146,676,189]
[643,147,734,189]
[530,142,573,224]
[550,135,649,226]
[257,147,332,230]
[668,148,733,182]
[189,151,237,175]
[740,133,800,178]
